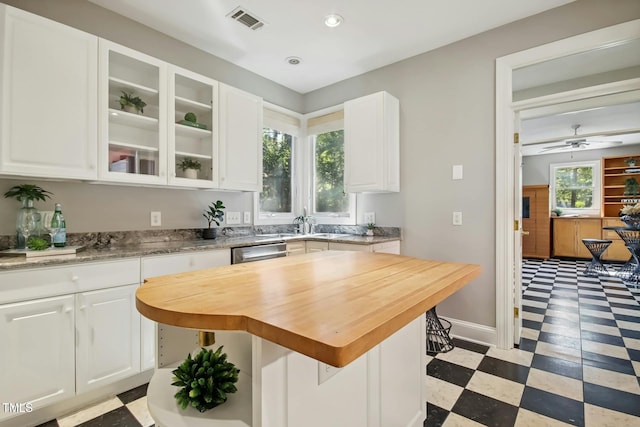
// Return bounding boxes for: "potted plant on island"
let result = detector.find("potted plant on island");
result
[118,90,147,114]
[202,200,225,239]
[177,157,201,180]
[3,184,53,249]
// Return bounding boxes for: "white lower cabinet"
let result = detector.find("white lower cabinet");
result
[75,284,140,393]
[0,295,75,419]
[329,240,401,254]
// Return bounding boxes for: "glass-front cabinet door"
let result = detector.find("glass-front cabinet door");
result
[98,39,167,184]
[168,66,218,188]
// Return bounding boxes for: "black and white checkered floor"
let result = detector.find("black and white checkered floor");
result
[426,258,640,426]
[37,258,640,427]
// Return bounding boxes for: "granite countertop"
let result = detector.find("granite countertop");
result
[0,233,401,271]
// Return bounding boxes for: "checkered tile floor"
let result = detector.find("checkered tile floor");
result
[38,258,640,427]
[36,384,153,427]
[426,258,640,426]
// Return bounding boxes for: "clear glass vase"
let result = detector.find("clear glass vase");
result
[15,199,40,249]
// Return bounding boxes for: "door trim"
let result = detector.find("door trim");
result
[495,19,640,349]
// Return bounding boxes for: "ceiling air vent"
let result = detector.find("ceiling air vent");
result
[228,7,265,30]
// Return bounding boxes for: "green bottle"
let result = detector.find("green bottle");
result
[51,203,66,248]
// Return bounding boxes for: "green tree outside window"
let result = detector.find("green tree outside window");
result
[260,128,292,213]
[314,130,349,213]
[554,166,594,209]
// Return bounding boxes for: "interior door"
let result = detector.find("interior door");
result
[514,114,523,346]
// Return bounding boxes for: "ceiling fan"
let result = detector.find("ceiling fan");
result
[540,124,623,152]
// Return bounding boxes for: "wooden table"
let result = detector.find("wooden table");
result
[137,251,480,427]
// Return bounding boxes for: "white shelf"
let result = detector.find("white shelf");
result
[147,365,252,427]
[109,140,159,152]
[175,151,212,160]
[175,122,212,138]
[175,96,213,111]
[109,108,159,130]
[109,76,158,97]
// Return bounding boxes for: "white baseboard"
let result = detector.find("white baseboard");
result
[442,316,497,347]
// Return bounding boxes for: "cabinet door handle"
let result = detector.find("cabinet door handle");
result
[522,230,530,236]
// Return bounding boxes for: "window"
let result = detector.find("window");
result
[260,128,293,213]
[550,161,600,216]
[313,130,349,214]
[255,106,301,224]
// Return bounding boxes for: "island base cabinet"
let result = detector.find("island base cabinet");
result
[0,295,75,421]
[75,284,140,394]
[147,317,425,427]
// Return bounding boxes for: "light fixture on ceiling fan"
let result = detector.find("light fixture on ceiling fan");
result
[540,124,623,152]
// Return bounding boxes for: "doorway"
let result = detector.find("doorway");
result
[495,19,640,349]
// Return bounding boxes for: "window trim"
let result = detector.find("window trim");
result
[549,160,601,216]
[254,103,302,226]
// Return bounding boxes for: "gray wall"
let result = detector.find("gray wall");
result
[1,0,639,330]
[523,146,640,186]
[304,0,640,328]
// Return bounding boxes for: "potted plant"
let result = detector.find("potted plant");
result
[202,200,225,239]
[172,346,239,412]
[179,112,207,129]
[3,184,53,249]
[177,157,201,180]
[366,223,376,236]
[626,157,638,168]
[118,90,146,114]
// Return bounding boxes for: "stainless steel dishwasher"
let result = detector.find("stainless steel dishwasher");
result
[231,242,287,264]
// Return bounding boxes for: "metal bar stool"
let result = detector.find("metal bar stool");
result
[581,239,612,276]
[426,307,454,353]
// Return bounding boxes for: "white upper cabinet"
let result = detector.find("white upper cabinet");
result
[0,4,98,179]
[344,91,399,192]
[98,39,167,185]
[218,83,263,192]
[168,66,219,188]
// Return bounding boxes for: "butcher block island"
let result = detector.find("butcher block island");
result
[137,251,481,427]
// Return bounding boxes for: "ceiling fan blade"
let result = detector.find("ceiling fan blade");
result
[540,144,573,152]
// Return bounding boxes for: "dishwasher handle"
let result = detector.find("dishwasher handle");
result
[240,250,288,261]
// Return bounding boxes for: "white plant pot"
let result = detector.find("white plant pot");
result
[184,168,198,180]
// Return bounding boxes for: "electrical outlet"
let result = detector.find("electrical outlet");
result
[364,212,376,224]
[150,211,161,227]
[243,211,251,224]
[452,211,462,226]
[318,361,341,384]
[226,211,241,225]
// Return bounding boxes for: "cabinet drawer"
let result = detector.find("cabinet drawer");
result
[0,258,141,304]
[142,249,230,279]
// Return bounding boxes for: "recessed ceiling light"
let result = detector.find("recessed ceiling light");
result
[324,14,343,28]
[286,56,302,65]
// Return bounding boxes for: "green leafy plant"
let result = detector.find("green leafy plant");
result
[366,223,376,230]
[551,208,563,217]
[172,346,239,412]
[118,91,147,113]
[203,200,225,228]
[625,157,637,167]
[177,157,202,171]
[3,184,52,202]
[184,112,197,123]
[26,237,49,251]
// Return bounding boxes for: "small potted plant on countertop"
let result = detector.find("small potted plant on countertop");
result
[4,184,53,249]
[118,90,146,114]
[177,157,201,180]
[202,200,225,239]
[366,223,376,236]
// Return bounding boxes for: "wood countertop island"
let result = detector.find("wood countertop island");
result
[137,251,480,427]
[137,251,480,367]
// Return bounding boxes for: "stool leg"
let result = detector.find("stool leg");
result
[582,241,611,277]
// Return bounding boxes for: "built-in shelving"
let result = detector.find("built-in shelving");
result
[602,154,640,218]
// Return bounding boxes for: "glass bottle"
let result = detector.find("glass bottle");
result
[15,199,39,249]
[51,203,66,248]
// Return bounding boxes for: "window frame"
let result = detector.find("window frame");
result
[305,105,356,225]
[549,160,601,216]
[253,104,302,225]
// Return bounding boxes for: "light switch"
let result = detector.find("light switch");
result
[243,212,251,224]
[226,212,241,225]
[452,165,463,180]
[452,211,462,225]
